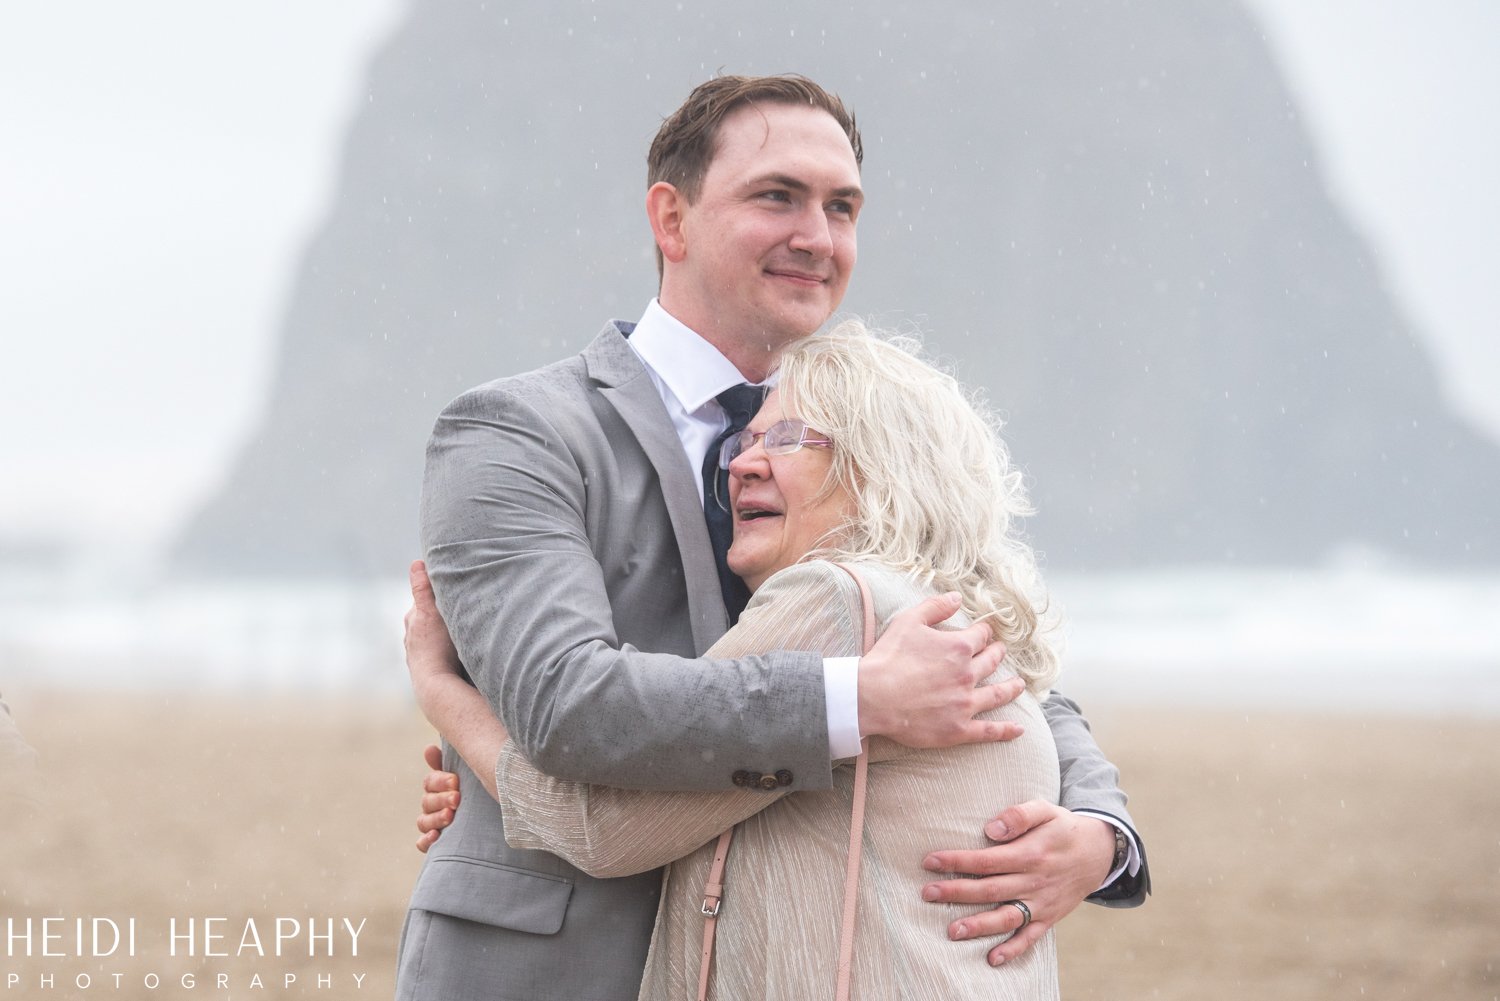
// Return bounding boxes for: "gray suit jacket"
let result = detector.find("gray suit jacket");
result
[396,322,1146,1001]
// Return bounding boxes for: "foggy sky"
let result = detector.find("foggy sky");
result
[0,0,1494,555]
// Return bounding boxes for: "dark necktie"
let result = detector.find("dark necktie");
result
[702,383,765,623]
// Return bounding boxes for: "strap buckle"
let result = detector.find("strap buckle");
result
[700,896,722,918]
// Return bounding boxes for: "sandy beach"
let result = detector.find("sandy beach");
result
[2,689,1496,1000]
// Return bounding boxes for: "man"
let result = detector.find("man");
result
[397,74,1147,1001]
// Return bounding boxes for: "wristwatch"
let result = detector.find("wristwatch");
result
[1110,825,1129,873]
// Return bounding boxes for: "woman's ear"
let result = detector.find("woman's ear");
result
[646,181,688,264]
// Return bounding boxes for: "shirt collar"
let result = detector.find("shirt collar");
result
[628,299,762,414]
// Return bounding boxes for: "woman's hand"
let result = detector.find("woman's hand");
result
[402,558,508,803]
[416,744,461,853]
[405,560,464,707]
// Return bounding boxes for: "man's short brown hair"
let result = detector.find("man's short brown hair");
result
[647,74,862,204]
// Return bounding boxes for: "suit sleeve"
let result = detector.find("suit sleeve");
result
[421,384,831,793]
[1042,691,1151,906]
[493,562,865,877]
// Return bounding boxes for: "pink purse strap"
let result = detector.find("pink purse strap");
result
[696,827,736,1001]
[697,563,876,1001]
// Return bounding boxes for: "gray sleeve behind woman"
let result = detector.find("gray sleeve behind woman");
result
[1042,691,1135,828]
[1042,692,1151,906]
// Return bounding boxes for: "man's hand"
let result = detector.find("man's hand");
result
[415,744,462,853]
[919,801,1116,966]
[857,592,1021,748]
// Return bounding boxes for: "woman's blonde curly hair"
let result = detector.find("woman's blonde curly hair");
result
[773,319,1060,694]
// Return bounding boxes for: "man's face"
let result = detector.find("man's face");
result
[665,102,862,354]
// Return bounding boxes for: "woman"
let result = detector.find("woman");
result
[406,320,1062,1000]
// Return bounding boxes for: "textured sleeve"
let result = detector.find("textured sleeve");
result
[495,561,864,877]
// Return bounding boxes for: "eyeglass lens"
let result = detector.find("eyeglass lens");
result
[719,420,810,469]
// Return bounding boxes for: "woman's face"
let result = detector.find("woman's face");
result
[726,391,855,592]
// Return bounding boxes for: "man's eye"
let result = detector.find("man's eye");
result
[760,190,791,203]
[828,200,853,216]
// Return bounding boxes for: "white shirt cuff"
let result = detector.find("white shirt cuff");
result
[823,656,862,760]
[1074,810,1142,891]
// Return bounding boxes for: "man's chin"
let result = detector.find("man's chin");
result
[758,303,835,343]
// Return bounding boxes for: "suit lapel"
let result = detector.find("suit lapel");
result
[584,324,729,652]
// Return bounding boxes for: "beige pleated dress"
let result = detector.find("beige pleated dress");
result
[497,560,1061,1000]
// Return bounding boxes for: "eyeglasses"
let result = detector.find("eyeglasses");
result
[718,419,833,470]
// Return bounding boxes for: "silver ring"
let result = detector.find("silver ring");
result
[1002,899,1032,929]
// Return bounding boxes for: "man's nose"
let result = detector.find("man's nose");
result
[788,205,834,259]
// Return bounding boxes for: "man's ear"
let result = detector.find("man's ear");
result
[646,181,688,264]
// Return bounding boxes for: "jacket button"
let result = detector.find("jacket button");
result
[731,770,752,787]
[757,773,779,790]
[775,769,793,787]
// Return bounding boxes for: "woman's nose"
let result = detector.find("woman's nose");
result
[728,441,769,482]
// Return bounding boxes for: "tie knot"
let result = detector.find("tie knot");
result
[716,384,764,428]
